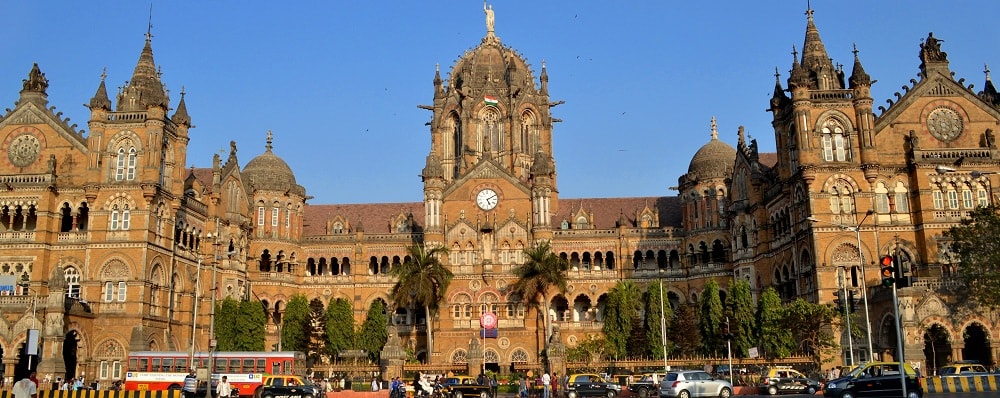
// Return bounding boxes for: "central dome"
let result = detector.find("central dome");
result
[687,137,736,179]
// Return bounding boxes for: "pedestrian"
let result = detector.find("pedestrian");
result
[183,369,198,398]
[559,374,568,398]
[549,373,557,398]
[60,378,70,391]
[541,372,551,398]
[12,374,38,398]
[490,374,498,398]
[372,377,380,392]
[217,375,233,398]
[518,376,527,398]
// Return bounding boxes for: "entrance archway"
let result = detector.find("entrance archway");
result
[484,349,500,373]
[63,331,80,380]
[923,324,951,373]
[962,323,992,366]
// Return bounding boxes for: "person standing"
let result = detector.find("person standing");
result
[217,376,233,398]
[12,374,38,398]
[372,377,380,392]
[541,372,551,398]
[183,369,198,398]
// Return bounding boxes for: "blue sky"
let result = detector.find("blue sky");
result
[2,1,999,204]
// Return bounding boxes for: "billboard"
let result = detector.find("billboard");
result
[0,275,15,293]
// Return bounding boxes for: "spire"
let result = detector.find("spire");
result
[799,6,840,90]
[849,44,872,88]
[789,45,808,88]
[770,67,789,111]
[979,64,1000,107]
[710,116,718,140]
[19,63,49,106]
[117,30,169,111]
[540,60,548,95]
[171,86,191,126]
[89,67,112,110]
[433,63,444,98]
[265,129,274,153]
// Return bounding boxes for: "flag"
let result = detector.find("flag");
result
[484,95,499,105]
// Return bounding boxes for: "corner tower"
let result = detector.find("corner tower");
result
[421,3,559,248]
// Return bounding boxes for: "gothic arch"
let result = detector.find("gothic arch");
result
[99,258,133,281]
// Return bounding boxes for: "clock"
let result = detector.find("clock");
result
[927,107,963,141]
[476,188,499,210]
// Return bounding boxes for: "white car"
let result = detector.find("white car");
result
[658,371,732,398]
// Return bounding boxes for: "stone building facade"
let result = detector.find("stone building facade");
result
[1,6,998,384]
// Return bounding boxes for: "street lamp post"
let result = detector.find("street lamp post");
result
[186,235,209,368]
[837,267,854,367]
[809,210,875,363]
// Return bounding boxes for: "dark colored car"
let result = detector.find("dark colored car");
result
[626,375,659,398]
[258,375,319,398]
[565,374,621,398]
[823,362,922,398]
[439,376,490,398]
[758,366,822,395]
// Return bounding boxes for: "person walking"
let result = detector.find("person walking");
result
[217,376,233,398]
[372,377,381,392]
[12,374,38,398]
[541,372,551,398]
[183,369,198,398]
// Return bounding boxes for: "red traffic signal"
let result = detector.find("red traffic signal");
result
[880,255,895,287]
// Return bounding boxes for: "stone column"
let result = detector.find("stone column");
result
[380,326,406,381]
[545,327,566,376]
[3,358,17,387]
[468,334,484,377]
[38,267,68,377]
[951,344,965,363]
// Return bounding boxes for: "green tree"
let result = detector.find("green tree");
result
[281,295,311,352]
[725,278,755,357]
[509,240,569,346]
[603,280,642,358]
[755,287,792,359]
[236,299,267,350]
[390,244,453,362]
[668,304,701,357]
[945,204,1000,308]
[698,279,724,356]
[644,281,674,359]
[784,298,839,366]
[326,297,356,358]
[307,298,328,363]
[358,299,389,362]
[214,297,240,351]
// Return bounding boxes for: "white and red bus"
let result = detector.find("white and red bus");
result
[124,351,307,396]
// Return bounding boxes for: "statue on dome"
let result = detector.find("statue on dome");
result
[484,1,495,34]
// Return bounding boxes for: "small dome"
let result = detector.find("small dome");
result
[687,138,736,179]
[242,132,304,195]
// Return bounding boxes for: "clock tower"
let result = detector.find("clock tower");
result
[420,6,559,269]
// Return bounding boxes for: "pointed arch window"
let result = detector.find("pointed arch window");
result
[932,189,944,209]
[892,182,910,213]
[962,186,974,208]
[126,148,137,180]
[947,188,959,209]
[479,107,502,153]
[521,111,536,154]
[977,185,990,207]
[65,266,81,299]
[827,181,855,214]
[875,182,890,213]
[821,120,848,162]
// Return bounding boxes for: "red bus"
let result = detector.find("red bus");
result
[124,351,307,397]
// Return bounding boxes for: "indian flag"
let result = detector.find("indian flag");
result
[484,95,499,105]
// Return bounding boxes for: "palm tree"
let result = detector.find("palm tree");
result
[390,244,452,363]
[509,240,569,347]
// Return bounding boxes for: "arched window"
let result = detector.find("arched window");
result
[828,181,855,214]
[479,107,502,153]
[977,184,990,207]
[932,189,944,209]
[893,182,910,213]
[126,147,137,180]
[821,119,848,162]
[875,182,890,213]
[115,148,126,181]
[65,266,81,299]
[947,187,959,209]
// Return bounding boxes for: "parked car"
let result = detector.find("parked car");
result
[626,374,661,398]
[438,376,489,398]
[823,362,922,398]
[938,363,989,377]
[565,374,621,398]
[658,370,733,398]
[758,366,822,395]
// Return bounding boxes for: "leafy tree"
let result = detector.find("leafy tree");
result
[236,299,267,350]
[307,298,328,364]
[603,280,642,358]
[945,204,1000,308]
[725,278,755,357]
[390,244,453,361]
[698,279,724,356]
[358,299,389,362]
[783,298,839,366]
[566,335,613,364]
[668,304,701,357]
[281,295,311,352]
[509,241,569,346]
[326,297,356,358]
[626,316,648,358]
[644,281,674,359]
[215,297,240,351]
[755,287,792,359]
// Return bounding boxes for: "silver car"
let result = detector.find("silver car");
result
[658,371,732,398]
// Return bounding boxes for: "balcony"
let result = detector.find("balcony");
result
[57,231,90,243]
[0,230,35,241]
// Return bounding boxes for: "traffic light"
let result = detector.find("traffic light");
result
[720,321,733,340]
[880,255,895,287]
[832,291,844,312]
[848,290,858,312]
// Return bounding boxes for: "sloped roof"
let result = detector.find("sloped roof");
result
[552,196,682,229]
[303,202,425,236]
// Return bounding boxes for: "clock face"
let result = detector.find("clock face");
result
[476,188,499,210]
[927,107,963,141]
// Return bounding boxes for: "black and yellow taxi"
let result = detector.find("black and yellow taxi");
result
[758,366,822,395]
[257,375,320,398]
[565,374,621,398]
[823,362,922,398]
[438,375,490,398]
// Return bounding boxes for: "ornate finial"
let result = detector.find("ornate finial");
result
[146,4,154,41]
[774,67,780,81]
[791,45,798,60]
[542,60,546,69]
[986,64,991,80]
[852,43,859,57]
[435,63,440,72]
[805,0,813,19]
[101,67,107,82]
[710,117,718,140]
[266,130,273,152]
[180,85,186,97]
[483,1,495,35]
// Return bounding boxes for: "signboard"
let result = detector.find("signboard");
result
[480,328,498,339]
[0,275,15,293]
[26,329,39,355]
[480,312,497,329]
[748,347,759,359]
